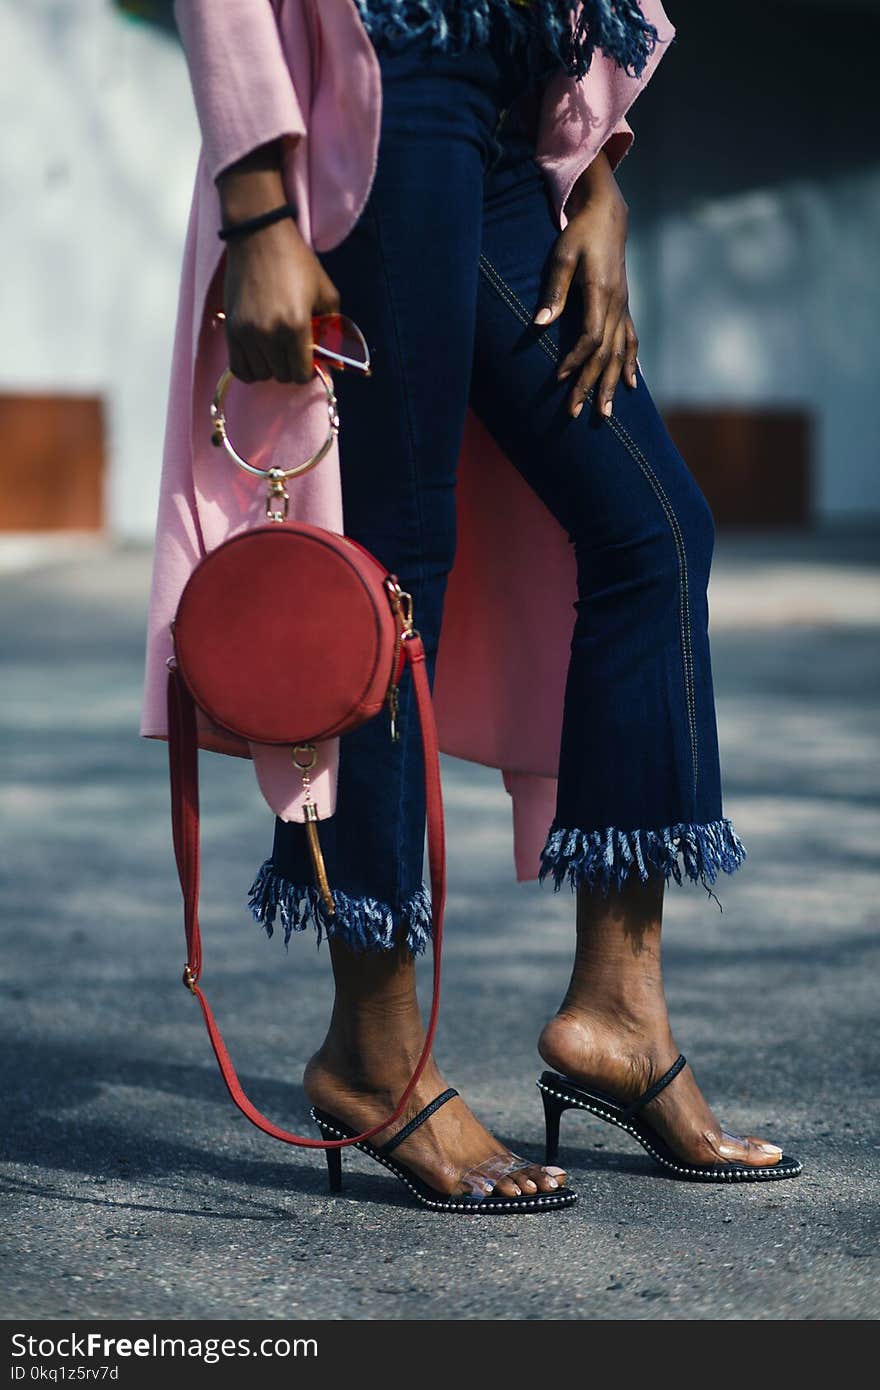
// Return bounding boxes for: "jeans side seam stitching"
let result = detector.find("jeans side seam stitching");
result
[478,253,558,365]
[477,250,699,802]
[478,254,531,324]
[478,254,558,364]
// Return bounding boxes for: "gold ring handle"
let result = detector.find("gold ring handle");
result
[209,361,340,482]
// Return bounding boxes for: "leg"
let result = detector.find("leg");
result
[253,31,565,1197]
[538,882,781,1166]
[304,937,564,1196]
[470,112,780,1164]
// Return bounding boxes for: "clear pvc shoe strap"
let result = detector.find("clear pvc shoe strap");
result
[458,1152,532,1199]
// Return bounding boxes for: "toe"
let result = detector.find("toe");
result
[714,1130,783,1166]
[493,1175,523,1198]
[534,1165,564,1192]
[744,1135,783,1165]
[516,1171,539,1194]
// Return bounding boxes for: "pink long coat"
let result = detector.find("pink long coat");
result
[141,0,675,881]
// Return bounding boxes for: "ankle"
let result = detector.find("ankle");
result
[306,1014,432,1099]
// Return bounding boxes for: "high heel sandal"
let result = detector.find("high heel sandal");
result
[312,1086,578,1214]
[538,1055,803,1183]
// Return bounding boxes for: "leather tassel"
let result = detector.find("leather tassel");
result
[303,804,336,917]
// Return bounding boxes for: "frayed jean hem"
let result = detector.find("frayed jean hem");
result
[538,818,747,898]
[247,858,432,956]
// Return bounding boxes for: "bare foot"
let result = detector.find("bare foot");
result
[539,1011,782,1167]
[305,1049,567,1198]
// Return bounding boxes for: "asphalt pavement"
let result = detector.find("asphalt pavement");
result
[1,529,878,1321]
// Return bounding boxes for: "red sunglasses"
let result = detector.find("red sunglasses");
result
[311,312,372,376]
[213,311,371,377]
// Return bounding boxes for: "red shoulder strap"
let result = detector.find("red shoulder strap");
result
[166,632,445,1149]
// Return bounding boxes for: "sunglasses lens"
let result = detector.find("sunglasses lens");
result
[312,313,369,369]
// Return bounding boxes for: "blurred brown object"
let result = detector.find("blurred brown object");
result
[664,407,811,528]
[0,395,105,531]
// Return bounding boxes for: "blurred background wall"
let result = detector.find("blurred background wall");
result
[627,0,880,526]
[1,0,878,540]
[0,0,194,542]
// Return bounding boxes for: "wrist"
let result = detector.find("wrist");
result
[221,213,303,263]
[566,151,627,221]
[219,201,298,244]
[218,166,289,227]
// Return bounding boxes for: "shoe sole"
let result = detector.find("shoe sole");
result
[537,1074,803,1183]
[312,1107,580,1213]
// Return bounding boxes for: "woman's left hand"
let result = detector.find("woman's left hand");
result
[533,151,638,421]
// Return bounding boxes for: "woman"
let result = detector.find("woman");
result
[143,0,801,1211]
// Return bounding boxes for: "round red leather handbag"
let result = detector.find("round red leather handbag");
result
[166,363,446,1150]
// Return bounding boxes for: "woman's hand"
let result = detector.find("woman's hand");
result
[222,221,341,383]
[533,151,638,420]
[216,141,341,384]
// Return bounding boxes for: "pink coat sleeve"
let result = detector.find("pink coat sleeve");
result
[173,0,307,181]
[535,0,675,230]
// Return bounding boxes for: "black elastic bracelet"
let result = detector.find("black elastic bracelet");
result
[218,201,298,242]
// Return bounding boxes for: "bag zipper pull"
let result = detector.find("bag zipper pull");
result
[387,684,400,742]
[383,578,416,742]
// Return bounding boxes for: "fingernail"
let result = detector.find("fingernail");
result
[602,400,612,417]
[629,372,637,388]
[534,307,553,325]
[571,402,582,418]
[557,367,571,380]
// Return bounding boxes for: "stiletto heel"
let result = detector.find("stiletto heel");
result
[312,1088,577,1215]
[325,1144,343,1194]
[541,1085,567,1166]
[537,1057,802,1183]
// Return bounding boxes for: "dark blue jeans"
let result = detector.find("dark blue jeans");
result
[249,18,746,954]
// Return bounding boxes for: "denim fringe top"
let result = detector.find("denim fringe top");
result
[351,1,659,81]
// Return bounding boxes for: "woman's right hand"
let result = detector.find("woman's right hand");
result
[222,220,341,383]
[216,140,341,384]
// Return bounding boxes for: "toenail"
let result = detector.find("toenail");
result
[545,1167,565,1177]
[546,1177,559,1189]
